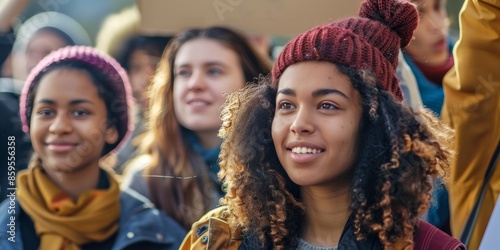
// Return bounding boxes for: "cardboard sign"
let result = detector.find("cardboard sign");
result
[137,0,363,37]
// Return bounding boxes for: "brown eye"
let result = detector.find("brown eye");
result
[319,102,337,110]
[37,109,54,117]
[72,109,89,117]
[279,101,295,110]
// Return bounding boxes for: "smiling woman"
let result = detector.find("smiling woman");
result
[173,38,246,146]
[29,68,117,175]
[120,26,271,230]
[272,62,362,187]
[0,46,186,250]
[180,0,465,249]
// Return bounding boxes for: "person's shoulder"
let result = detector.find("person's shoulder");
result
[189,206,235,236]
[119,187,152,210]
[198,205,231,221]
[115,189,186,250]
[0,197,18,222]
[181,206,244,250]
[118,188,183,231]
[120,154,152,196]
[0,198,21,250]
[414,220,466,250]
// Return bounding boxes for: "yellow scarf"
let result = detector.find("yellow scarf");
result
[17,166,120,250]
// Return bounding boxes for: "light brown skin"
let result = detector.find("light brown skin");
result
[405,0,450,66]
[218,64,453,249]
[272,62,362,246]
[30,69,117,199]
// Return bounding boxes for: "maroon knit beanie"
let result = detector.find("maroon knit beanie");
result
[272,0,419,101]
[20,46,134,155]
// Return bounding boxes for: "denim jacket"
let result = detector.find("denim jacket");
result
[0,188,186,250]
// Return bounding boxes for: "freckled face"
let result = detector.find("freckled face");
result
[272,61,362,187]
[30,68,118,175]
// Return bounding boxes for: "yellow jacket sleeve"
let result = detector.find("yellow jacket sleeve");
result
[179,206,243,250]
[442,0,500,249]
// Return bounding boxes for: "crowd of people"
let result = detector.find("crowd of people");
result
[0,0,498,249]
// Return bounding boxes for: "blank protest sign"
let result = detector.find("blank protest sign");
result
[137,0,362,36]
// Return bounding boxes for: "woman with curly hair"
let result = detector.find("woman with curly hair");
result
[180,0,466,249]
[121,26,271,230]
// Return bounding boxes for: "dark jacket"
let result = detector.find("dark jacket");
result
[0,78,32,202]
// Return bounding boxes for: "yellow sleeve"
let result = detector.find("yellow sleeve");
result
[179,206,243,250]
[442,0,500,249]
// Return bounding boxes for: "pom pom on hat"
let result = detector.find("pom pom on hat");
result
[272,0,419,102]
[359,0,419,48]
[20,46,135,155]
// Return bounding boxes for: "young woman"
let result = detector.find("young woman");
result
[180,0,465,249]
[400,0,455,234]
[94,6,173,171]
[0,12,92,199]
[11,11,92,81]
[114,35,172,171]
[0,46,186,250]
[402,0,453,116]
[121,26,271,229]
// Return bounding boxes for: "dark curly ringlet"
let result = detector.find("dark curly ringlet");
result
[25,61,125,156]
[218,76,303,249]
[218,65,453,249]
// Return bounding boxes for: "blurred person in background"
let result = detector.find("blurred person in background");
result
[11,11,92,81]
[0,46,186,249]
[0,8,92,201]
[0,0,30,78]
[401,0,454,234]
[403,0,453,116]
[113,36,171,171]
[121,26,271,230]
[96,6,171,172]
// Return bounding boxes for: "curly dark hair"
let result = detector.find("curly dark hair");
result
[218,64,453,249]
